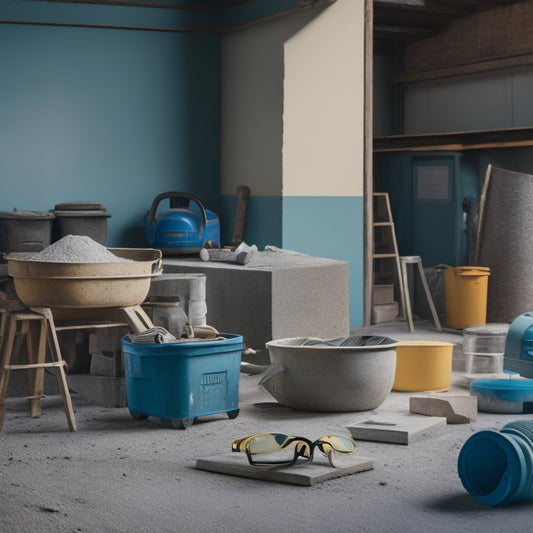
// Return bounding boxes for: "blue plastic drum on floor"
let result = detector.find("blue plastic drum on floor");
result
[458,420,533,506]
[121,334,243,429]
[470,378,533,414]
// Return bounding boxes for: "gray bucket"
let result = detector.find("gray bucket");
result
[52,202,111,245]
[0,210,55,257]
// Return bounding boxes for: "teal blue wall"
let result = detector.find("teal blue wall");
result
[220,194,363,326]
[281,196,364,327]
[0,2,220,247]
[220,194,282,248]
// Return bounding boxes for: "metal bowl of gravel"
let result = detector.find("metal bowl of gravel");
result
[7,235,162,309]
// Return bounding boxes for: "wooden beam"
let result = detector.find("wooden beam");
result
[403,1,533,74]
[374,24,433,40]
[364,0,374,326]
[373,127,533,152]
[394,52,533,82]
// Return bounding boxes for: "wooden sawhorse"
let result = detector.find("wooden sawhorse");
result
[0,304,154,432]
[0,306,76,431]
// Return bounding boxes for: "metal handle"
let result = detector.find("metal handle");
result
[146,191,207,228]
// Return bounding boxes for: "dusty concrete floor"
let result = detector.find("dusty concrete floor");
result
[0,321,531,533]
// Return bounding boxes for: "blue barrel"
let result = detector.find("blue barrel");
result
[458,420,533,505]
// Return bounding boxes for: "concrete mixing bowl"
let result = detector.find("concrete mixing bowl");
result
[7,248,162,309]
[262,336,398,412]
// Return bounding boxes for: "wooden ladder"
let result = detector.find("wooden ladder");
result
[372,192,406,324]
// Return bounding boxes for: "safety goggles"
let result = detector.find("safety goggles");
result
[232,433,357,468]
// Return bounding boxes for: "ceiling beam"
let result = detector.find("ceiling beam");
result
[374,24,433,40]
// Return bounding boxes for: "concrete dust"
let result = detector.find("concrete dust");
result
[1,365,532,532]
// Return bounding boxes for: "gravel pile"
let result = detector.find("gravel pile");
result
[30,235,131,263]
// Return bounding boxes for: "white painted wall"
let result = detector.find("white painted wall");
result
[220,0,365,199]
[221,10,316,197]
[282,0,365,197]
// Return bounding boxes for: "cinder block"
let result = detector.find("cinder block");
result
[90,352,124,377]
[58,330,91,374]
[371,302,399,324]
[373,284,394,305]
[148,273,207,324]
[409,394,477,423]
[89,328,128,354]
[162,251,350,355]
[67,374,127,408]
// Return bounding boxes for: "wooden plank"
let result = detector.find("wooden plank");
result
[364,0,374,326]
[373,127,533,153]
[230,185,250,247]
[395,52,533,83]
[402,1,533,76]
[54,322,128,331]
[6,361,66,370]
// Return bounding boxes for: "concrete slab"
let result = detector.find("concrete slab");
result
[347,413,447,445]
[195,452,374,486]
[409,394,477,423]
[163,249,350,361]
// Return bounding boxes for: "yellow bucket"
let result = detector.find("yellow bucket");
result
[393,341,454,392]
[443,266,490,330]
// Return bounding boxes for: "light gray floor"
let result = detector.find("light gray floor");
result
[0,320,530,533]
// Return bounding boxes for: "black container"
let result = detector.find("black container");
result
[52,202,111,245]
[0,210,55,258]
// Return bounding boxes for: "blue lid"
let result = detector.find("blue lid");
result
[471,378,533,394]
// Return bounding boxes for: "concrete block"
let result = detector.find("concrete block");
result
[90,352,124,377]
[373,284,394,305]
[409,394,477,423]
[162,250,350,357]
[67,374,127,408]
[89,327,128,354]
[347,413,447,444]
[58,330,91,374]
[196,452,374,486]
[371,302,398,324]
[148,273,207,325]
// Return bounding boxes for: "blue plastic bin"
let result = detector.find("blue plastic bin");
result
[121,334,243,429]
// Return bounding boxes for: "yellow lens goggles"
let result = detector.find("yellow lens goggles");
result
[232,433,357,468]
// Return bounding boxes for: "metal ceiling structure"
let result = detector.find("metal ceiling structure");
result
[28,0,527,41]
[373,0,524,41]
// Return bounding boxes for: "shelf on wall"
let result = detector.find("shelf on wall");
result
[373,127,533,153]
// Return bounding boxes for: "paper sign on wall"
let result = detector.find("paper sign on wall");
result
[417,165,449,200]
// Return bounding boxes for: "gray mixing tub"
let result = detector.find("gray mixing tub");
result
[262,336,398,412]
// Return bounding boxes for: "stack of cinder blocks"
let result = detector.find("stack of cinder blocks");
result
[67,326,129,408]
[89,328,127,378]
[371,284,399,323]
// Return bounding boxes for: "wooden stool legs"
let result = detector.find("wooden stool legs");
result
[400,256,442,333]
[0,307,77,432]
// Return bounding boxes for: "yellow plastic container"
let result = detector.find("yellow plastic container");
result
[393,341,454,392]
[443,266,491,330]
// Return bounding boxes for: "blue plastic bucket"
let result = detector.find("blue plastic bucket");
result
[121,334,242,423]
